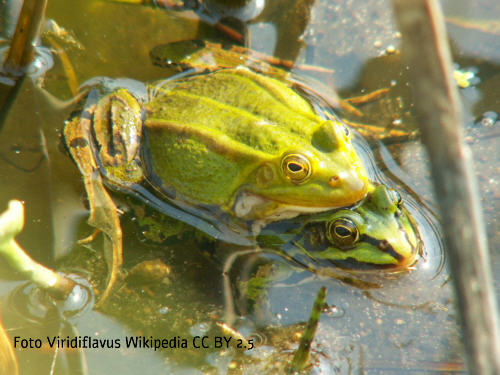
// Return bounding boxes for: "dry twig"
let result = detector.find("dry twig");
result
[392,1,500,374]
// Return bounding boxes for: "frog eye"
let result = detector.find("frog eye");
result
[326,218,359,249]
[281,154,312,184]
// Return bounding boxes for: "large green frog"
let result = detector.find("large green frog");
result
[66,67,368,223]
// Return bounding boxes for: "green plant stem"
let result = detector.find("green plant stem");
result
[0,200,74,297]
[289,286,327,373]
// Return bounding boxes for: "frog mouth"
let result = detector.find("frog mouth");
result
[233,191,334,221]
[361,235,405,262]
[345,232,421,269]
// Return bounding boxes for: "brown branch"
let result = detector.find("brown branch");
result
[3,0,48,74]
[392,1,500,374]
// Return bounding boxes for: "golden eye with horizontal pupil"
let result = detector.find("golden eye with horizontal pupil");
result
[326,218,359,248]
[281,154,312,184]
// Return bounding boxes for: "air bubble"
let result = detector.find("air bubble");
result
[189,322,210,336]
[480,111,498,127]
[158,306,169,314]
[386,45,397,54]
[324,304,345,318]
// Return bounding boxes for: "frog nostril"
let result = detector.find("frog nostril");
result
[328,175,341,187]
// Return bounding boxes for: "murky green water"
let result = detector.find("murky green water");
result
[0,0,498,374]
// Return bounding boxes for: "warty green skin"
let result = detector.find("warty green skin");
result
[141,67,368,220]
[258,184,421,269]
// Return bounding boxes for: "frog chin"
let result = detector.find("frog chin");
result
[233,191,333,222]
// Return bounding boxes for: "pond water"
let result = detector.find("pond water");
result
[0,0,498,374]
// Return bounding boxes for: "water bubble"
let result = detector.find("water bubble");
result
[392,118,402,126]
[9,274,94,324]
[158,306,169,314]
[11,145,21,154]
[189,322,210,336]
[386,45,397,54]
[480,111,498,127]
[60,280,94,321]
[323,304,345,318]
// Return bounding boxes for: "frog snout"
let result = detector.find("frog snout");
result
[328,171,365,191]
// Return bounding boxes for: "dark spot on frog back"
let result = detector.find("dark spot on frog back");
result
[69,137,89,149]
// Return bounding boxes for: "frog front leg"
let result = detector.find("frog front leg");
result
[63,112,122,305]
[63,89,143,304]
[91,89,144,186]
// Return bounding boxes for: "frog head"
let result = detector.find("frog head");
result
[259,184,420,269]
[301,184,421,269]
[233,119,368,220]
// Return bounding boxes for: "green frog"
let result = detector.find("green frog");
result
[232,184,421,322]
[258,184,421,270]
[126,183,421,323]
[132,184,421,275]
[65,67,368,223]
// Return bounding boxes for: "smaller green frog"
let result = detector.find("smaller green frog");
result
[258,184,421,270]
[132,184,421,272]
[230,184,421,323]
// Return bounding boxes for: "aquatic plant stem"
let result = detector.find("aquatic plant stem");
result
[0,200,75,298]
[392,1,500,374]
[3,0,48,73]
[289,286,327,373]
[0,0,47,129]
